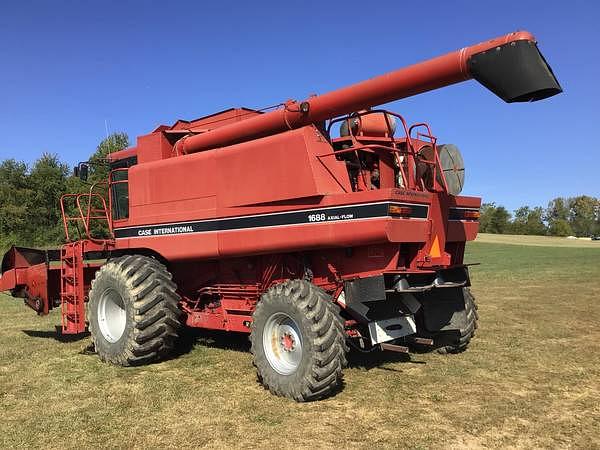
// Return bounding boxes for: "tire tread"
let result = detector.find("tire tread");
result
[88,255,182,366]
[250,280,348,402]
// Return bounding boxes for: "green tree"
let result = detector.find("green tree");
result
[479,203,495,233]
[26,153,70,245]
[479,205,509,234]
[479,203,511,234]
[64,132,130,240]
[569,196,598,237]
[549,219,573,236]
[545,197,571,236]
[546,197,569,222]
[0,160,32,252]
[490,206,511,234]
[595,202,600,236]
[0,132,130,251]
[511,206,530,235]
[510,206,546,235]
[87,132,129,183]
[524,206,547,235]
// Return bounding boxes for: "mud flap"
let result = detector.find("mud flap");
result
[343,275,386,321]
[421,288,468,333]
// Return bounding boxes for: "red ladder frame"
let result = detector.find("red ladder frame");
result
[58,184,114,334]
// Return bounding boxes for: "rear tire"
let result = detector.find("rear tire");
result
[411,287,478,354]
[250,280,348,402]
[88,255,183,366]
[436,288,478,354]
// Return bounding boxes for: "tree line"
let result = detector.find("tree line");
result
[479,197,600,237]
[0,133,129,254]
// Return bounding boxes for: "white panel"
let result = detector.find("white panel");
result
[368,316,417,345]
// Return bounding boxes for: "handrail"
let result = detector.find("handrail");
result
[328,109,415,189]
[59,182,113,243]
[323,110,454,194]
[409,123,449,193]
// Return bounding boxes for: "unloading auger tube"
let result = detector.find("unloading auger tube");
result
[174,30,561,155]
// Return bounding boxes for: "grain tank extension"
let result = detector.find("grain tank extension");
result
[0,31,561,401]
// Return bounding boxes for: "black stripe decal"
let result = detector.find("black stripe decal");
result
[113,202,428,239]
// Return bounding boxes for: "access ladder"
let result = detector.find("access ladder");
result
[60,241,86,333]
[59,190,113,334]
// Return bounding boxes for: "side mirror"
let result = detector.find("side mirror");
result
[74,163,89,182]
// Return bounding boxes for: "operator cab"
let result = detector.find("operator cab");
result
[73,150,137,223]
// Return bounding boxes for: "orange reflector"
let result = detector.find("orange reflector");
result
[430,235,441,258]
[388,205,412,217]
[464,210,481,220]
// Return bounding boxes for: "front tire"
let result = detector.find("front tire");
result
[88,255,183,366]
[250,280,348,402]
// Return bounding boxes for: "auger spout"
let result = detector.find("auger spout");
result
[175,30,561,154]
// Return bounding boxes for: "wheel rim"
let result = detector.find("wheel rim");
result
[263,312,303,375]
[97,288,127,343]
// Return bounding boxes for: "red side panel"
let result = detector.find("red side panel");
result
[113,215,430,262]
[128,148,218,225]
[125,125,350,226]
[21,264,50,311]
[447,221,479,242]
[136,132,174,164]
[107,146,137,162]
[0,264,55,315]
[216,126,351,207]
[0,269,17,292]
[447,195,482,242]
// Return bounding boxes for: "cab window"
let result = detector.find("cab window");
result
[110,170,129,220]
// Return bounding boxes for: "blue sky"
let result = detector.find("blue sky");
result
[0,1,598,212]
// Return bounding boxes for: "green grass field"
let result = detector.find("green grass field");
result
[1,236,599,449]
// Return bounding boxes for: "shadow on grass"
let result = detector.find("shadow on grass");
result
[167,327,251,360]
[22,325,426,375]
[347,348,426,371]
[22,326,249,362]
[175,328,426,373]
[22,327,90,343]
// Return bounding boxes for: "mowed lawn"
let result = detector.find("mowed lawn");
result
[1,237,599,449]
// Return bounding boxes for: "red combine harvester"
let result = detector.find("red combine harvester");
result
[1,31,560,401]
